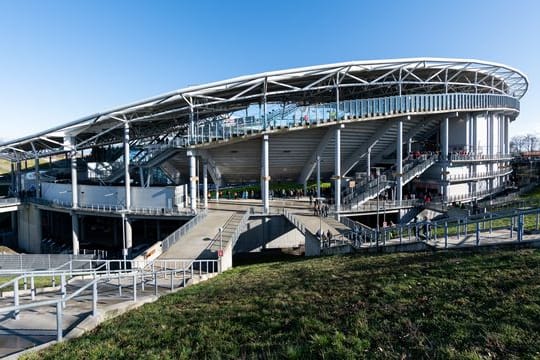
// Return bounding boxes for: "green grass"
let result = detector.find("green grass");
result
[0,275,61,292]
[23,249,540,359]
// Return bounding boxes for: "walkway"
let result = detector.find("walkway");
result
[159,210,233,259]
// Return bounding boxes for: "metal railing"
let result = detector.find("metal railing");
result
[161,209,208,251]
[447,168,513,182]
[187,93,519,145]
[402,154,439,184]
[27,197,193,216]
[283,209,308,235]
[0,254,95,273]
[0,258,219,342]
[0,197,20,206]
[450,153,513,162]
[341,206,540,251]
[341,177,393,210]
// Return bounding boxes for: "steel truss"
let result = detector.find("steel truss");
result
[0,58,528,161]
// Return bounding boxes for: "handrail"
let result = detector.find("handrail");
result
[161,209,208,251]
[447,168,513,182]
[188,93,519,145]
[27,197,194,216]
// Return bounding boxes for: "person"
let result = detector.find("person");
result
[326,230,332,243]
[309,194,313,206]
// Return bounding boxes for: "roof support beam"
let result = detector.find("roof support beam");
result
[341,120,396,176]
[297,127,335,184]
[197,149,222,186]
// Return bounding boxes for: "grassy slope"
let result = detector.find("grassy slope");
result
[24,249,540,359]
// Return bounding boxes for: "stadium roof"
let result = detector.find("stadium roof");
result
[0,57,528,161]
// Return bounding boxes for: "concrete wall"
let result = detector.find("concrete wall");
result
[17,204,42,253]
[234,216,304,253]
[305,232,321,256]
[40,182,183,209]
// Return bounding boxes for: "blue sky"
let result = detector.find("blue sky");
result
[0,0,538,140]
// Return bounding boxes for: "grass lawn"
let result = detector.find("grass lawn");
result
[23,248,540,359]
[0,275,61,292]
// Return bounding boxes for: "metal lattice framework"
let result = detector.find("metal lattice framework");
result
[0,58,528,161]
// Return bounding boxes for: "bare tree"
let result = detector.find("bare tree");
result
[524,134,539,152]
[510,135,527,153]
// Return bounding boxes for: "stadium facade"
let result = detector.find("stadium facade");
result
[0,58,528,256]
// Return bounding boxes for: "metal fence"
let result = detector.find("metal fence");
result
[161,209,208,251]
[0,257,219,342]
[334,207,540,250]
[0,254,95,273]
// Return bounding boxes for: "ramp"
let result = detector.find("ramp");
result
[159,210,234,260]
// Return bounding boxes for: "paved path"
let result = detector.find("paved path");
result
[0,272,206,358]
[159,210,233,259]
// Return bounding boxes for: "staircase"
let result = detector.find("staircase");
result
[402,154,438,185]
[342,175,393,210]
[399,206,425,225]
[206,211,250,255]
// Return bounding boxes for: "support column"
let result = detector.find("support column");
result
[261,135,270,214]
[139,168,145,188]
[441,117,449,204]
[71,214,79,256]
[407,137,412,155]
[396,118,403,204]
[34,155,40,198]
[124,122,131,211]
[367,147,371,179]
[70,146,79,255]
[334,124,343,218]
[125,218,132,253]
[16,161,22,195]
[188,151,197,212]
[203,161,208,209]
[316,155,321,198]
[488,113,494,192]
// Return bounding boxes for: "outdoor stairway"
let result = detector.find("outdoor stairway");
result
[159,210,234,260]
[342,155,438,211]
[401,154,438,185]
[399,206,425,225]
[321,216,352,236]
[342,176,393,210]
[206,211,249,255]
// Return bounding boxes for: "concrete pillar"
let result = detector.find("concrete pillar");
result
[334,124,343,218]
[261,134,270,213]
[124,122,131,211]
[16,161,22,194]
[441,117,449,203]
[10,212,17,233]
[472,114,478,154]
[125,217,132,256]
[316,155,321,198]
[69,148,80,255]
[139,167,145,188]
[71,213,79,255]
[71,155,78,208]
[396,118,403,203]
[35,155,40,198]
[188,151,197,212]
[505,116,510,155]
[203,161,208,209]
[407,138,412,155]
[367,147,371,178]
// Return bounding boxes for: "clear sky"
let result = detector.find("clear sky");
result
[0,0,538,141]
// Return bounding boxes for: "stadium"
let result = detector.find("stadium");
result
[0,57,529,259]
